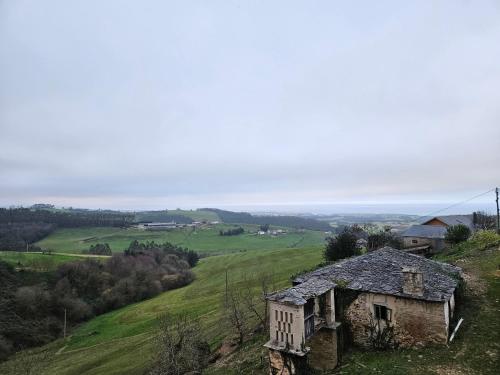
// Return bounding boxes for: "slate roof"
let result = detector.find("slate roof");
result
[270,247,461,305]
[266,278,336,305]
[421,215,474,230]
[401,225,447,239]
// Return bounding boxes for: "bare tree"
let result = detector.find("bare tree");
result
[149,313,210,375]
[241,272,276,330]
[473,211,496,230]
[225,288,247,345]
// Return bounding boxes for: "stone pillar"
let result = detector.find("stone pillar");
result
[307,327,338,371]
[325,289,335,325]
[268,349,309,375]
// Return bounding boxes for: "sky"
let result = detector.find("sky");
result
[1,1,499,214]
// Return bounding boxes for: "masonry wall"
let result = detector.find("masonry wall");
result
[269,301,305,351]
[403,237,445,252]
[268,349,308,375]
[344,292,449,348]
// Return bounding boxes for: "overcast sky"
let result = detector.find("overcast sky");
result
[1,1,499,212]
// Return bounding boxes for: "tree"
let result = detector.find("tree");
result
[224,288,247,345]
[324,227,358,262]
[445,224,471,245]
[367,231,403,251]
[473,211,496,230]
[241,272,276,331]
[149,313,210,375]
[260,224,270,232]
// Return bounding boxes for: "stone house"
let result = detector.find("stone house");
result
[401,214,475,253]
[264,247,462,374]
[421,215,474,231]
[400,224,448,252]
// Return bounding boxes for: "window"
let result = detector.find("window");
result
[291,334,294,345]
[288,323,291,333]
[290,314,293,324]
[285,311,288,322]
[412,239,418,244]
[275,310,278,320]
[280,311,283,321]
[374,304,392,321]
[278,321,281,330]
[276,330,278,341]
[281,332,284,341]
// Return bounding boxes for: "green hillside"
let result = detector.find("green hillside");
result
[35,225,326,254]
[0,246,324,375]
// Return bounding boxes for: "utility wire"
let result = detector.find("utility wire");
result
[422,188,496,218]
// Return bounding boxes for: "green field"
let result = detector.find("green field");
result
[36,225,326,254]
[0,251,88,271]
[0,246,324,375]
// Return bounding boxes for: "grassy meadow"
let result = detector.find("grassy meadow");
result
[0,251,90,271]
[35,224,326,254]
[0,245,324,375]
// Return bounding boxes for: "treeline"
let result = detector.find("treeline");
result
[82,243,112,255]
[0,208,135,251]
[0,241,198,361]
[0,207,134,228]
[125,240,199,267]
[0,223,55,251]
[202,208,332,231]
[134,211,193,224]
[219,227,244,236]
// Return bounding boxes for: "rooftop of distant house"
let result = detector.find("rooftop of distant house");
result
[421,214,474,229]
[267,247,461,305]
[401,225,448,239]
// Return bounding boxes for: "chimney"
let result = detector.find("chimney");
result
[402,267,424,296]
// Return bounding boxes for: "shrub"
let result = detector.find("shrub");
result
[324,227,359,262]
[367,231,403,251]
[445,224,471,244]
[83,243,112,255]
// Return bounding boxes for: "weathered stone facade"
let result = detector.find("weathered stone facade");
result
[307,327,338,370]
[344,292,451,348]
[268,349,308,375]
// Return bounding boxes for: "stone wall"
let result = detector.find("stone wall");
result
[344,292,449,348]
[307,327,338,371]
[268,349,308,375]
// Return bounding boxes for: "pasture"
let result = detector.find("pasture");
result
[0,245,324,375]
[35,224,326,254]
[0,251,86,271]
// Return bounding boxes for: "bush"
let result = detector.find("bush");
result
[83,243,112,255]
[367,231,403,251]
[324,227,359,262]
[466,230,500,250]
[445,224,471,245]
[219,227,244,236]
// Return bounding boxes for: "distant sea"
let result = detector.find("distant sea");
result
[225,202,495,216]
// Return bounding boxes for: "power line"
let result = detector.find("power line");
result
[422,188,496,218]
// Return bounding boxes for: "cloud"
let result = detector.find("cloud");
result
[0,1,499,210]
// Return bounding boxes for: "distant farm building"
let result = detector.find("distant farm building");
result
[401,214,474,253]
[421,214,474,231]
[265,248,462,374]
[401,225,447,252]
